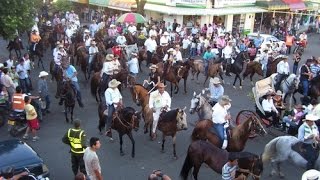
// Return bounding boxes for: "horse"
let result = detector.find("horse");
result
[243,61,264,86]
[229,51,250,89]
[163,62,190,96]
[124,32,136,45]
[49,60,64,98]
[189,92,212,120]
[262,136,320,178]
[157,107,188,159]
[138,48,147,71]
[90,52,105,76]
[180,140,263,180]
[156,46,169,59]
[188,58,204,82]
[191,111,266,152]
[266,55,287,77]
[204,61,224,86]
[54,24,65,41]
[59,81,76,123]
[293,75,320,103]
[29,40,45,70]
[98,104,141,157]
[76,46,89,80]
[130,84,153,137]
[7,36,23,59]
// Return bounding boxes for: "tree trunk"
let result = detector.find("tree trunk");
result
[135,0,147,16]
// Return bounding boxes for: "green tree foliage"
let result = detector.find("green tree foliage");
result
[52,0,73,13]
[0,0,37,40]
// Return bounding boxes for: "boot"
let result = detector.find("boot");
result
[105,128,112,137]
[59,99,63,106]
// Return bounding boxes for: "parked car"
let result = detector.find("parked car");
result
[0,139,49,179]
[247,33,285,49]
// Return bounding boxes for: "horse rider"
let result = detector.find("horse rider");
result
[89,20,98,38]
[83,29,90,41]
[203,46,216,75]
[116,32,127,46]
[222,41,234,76]
[297,114,320,170]
[208,77,224,106]
[259,48,269,77]
[101,54,117,87]
[174,45,183,64]
[299,31,308,48]
[108,24,118,40]
[211,95,232,149]
[274,56,290,91]
[149,25,158,37]
[60,62,84,108]
[144,35,157,67]
[54,44,67,75]
[62,120,87,176]
[53,41,61,58]
[127,22,137,36]
[149,83,171,140]
[30,29,41,52]
[65,26,75,45]
[160,32,170,47]
[104,79,123,138]
[88,41,99,74]
[144,64,161,91]
[300,59,313,102]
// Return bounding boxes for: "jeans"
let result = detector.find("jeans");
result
[302,80,309,96]
[282,116,298,128]
[106,105,115,129]
[190,48,196,57]
[302,143,319,170]
[54,64,60,75]
[286,45,292,54]
[275,73,288,90]
[19,78,30,94]
[71,81,82,102]
[204,61,209,75]
[71,153,86,175]
[146,51,152,66]
[44,95,51,111]
[293,64,298,74]
[213,123,225,142]
[88,55,94,74]
[264,111,279,125]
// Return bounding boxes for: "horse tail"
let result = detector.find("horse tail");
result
[90,76,98,97]
[180,149,193,180]
[262,137,281,163]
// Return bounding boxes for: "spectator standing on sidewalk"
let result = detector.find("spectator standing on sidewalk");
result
[83,137,102,180]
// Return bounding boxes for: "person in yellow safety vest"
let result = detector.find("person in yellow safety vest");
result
[62,120,87,176]
[285,33,295,55]
[30,29,41,52]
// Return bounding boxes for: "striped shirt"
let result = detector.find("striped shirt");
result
[310,64,320,78]
[222,162,238,180]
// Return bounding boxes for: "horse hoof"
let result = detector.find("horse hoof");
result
[144,130,148,134]
[120,152,125,156]
[173,156,178,160]
[270,170,276,176]
[251,82,254,86]
[131,154,135,158]
[233,86,236,89]
[239,86,242,90]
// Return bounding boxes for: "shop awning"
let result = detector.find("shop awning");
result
[108,0,136,11]
[256,0,289,10]
[207,6,267,16]
[282,0,306,10]
[89,0,109,7]
[70,0,88,4]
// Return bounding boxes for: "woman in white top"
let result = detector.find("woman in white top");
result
[261,92,280,127]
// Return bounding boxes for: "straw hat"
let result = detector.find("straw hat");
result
[84,29,90,33]
[163,31,169,36]
[149,64,158,70]
[39,71,49,78]
[304,114,319,121]
[131,52,138,56]
[276,90,282,96]
[58,44,64,48]
[157,83,166,88]
[167,48,174,53]
[105,54,114,61]
[91,41,97,45]
[301,169,320,180]
[110,24,116,28]
[0,63,4,69]
[219,95,232,104]
[56,41,61,46]
[212,77,221,84]
[108,79,121,88]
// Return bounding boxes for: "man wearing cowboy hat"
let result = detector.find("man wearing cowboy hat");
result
[83,29,90,41]
[208,77,224,106]
[163,48,175,62]
[127,52,139,78]
[149,82,171,140]
[54,44,67,75]
[104,79,123,137]
[298,114,320,170]
[144,35,157,67]
[88,41,99,75]
[128,22,137,36]
[30,29,41,52]
[116,32,127,46]
[211,95,232,149]
[38,71,50,115]
[275,56,290,91]
[145,64,161,91]
[174,45,183,64]
[160,32,170,47]
[101,54,117,86]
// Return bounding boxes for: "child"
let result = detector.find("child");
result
[37,71,50,115]
[222,154,248,180]
[23,96,40,141]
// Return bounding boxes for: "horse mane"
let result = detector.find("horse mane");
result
[232,117,253,138]
[120,107,135,120]
[160,109,178,122]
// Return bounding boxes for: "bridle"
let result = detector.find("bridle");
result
[114,111,137,129]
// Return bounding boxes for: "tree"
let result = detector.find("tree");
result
[52,0,73,13]
[0,0,37,40]
[135,0,147,16]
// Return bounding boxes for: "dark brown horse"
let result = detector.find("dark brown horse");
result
[243,61,264,85]
[138,48,147,71]
[204,61,224,86]
[90,52,105,76]
[7,36,23,58]
[124,31,136,45]
[293,75,320,102]
[130,84,153,137]
[98,104,141,157]
[49,60,64,98]
[266,56,286,77]
[157,107,188,159]
[191,110,266,152]
[54,24,65,41]
[229,51,250,89]
[156,46,169,59]
[59,81,76,123]
[76,46,89,80]
[180,140,263,180]
[29,39,45,70]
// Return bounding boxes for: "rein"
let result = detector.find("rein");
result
[240,160,261,179]
[114,112,135,129]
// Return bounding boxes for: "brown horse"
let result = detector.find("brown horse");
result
[49,60,63,98]
[130,84,153,137]
[191,110,266,152]
[138,48,147,71]
[7,36,24,58]
[98,104,141,157]
[243,61,264,85]
[54,24,64,41]
[266,56,286,77]
[76,46,89,80]
[156,46,169,59]
[204,61,224,86]
[180,140,263,180]
[157,107,188,159]
[124,32,136,45]
[59,81,76,123]
[29,39,45,70]
[188,58,204,82]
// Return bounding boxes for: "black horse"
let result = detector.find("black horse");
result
[7,36,24,59]
[229,51,250,88]
[59,81,76,123]
[29,40,45,70]
[292,75,320,103]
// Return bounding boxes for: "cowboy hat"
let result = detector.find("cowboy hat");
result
[32,29,38,32]
[157,83,166,88]
[301,169,320,180]
[175,44,180,48]
[105,54,114,61]
[58,44,64,48]
[163,32,169,36]
[211,77,221,84]
[39,71,49,78]
[304,114,320,121]
[220,95,232,103]
[84,29,90,33]
[0,63,3,69]
[56,41,61,45]
[91,41,96,45]
[152,25,156,29]
[108,79,121,88]
[218,33,225,37]
[167,48,174,52]
[131,52,138,56]
[276,90,282,96]
[149,64,158,70]
[110,24,116,27]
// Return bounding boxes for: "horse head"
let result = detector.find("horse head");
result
[238,51,250,63]
[176,107,187,130]
[132,85,141,106]
[287,74,299,91]
[190,92,201,114]
[248,116,267,136]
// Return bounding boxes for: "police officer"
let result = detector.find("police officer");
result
[62,120,87,176]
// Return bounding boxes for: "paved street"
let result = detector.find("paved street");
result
[0,32,319,180]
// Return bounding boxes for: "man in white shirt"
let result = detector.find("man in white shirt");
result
[175,24,182,34]
[261,92,279,127]
[182,36,190,58]
[174,45,183,64]
[160,32,170,47]
[116,33,127,46]
[65,26,74,44]
[149,25,158,37]
[127,52,139,78]
[275,57,290,91]
[104,79,123,137]
[101,54,119,87]
[207,24,213,38]
[16,59,30,94]
[54,44,67,75]
[211,95,232,149]
[128,23,137,36]
[149,83,171,140]
[88,41,99,75]
[6,55,15,69]
[144,35,157,66]
[222,41,234,76]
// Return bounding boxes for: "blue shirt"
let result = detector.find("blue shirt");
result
[239,43,247,52]
[253,38,262,48]
[203,51,215,62]
[64,65,78,82]
[209,85,224,101]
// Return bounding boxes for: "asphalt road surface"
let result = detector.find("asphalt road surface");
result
[0,33,319,180]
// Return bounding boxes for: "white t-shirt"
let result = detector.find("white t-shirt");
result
[182,39,190,49]
[83,147,101,180]
[144,38,157,52]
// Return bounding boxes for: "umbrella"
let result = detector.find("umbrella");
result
[116,13,146,23]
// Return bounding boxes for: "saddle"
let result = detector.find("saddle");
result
[209,125,232,148]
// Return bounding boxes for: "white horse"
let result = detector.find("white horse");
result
[262,136,320,178]
[189,91,212,120]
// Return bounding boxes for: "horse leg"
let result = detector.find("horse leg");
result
[183,78,187,94]
[39,57,45,70]
[174,82,179,94]
[270,160,277,176]
[119,133,125,156]
[250,72,255,86]
[203,75,209,86]
[170,82,173,97]
[161,134,165,153]
[192,165,201,180]
[232,75,238,89]
[277,162,284,178]
[172,134,177,159]
[127,132,135,158]
[219,72,224,84]
[239,74,243,89]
